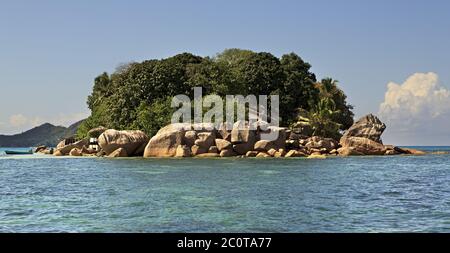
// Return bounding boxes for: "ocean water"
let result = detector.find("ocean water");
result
[0,147,449,232]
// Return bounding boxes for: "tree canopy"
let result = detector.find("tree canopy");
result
[78,49,354,139]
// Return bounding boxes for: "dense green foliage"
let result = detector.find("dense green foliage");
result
[78,49,354,139]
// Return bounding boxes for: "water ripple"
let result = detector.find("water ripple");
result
[0,149,449,232]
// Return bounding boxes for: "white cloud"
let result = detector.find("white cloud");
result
[379,72,450,145]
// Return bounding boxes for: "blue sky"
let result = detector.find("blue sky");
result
[1,0,449,145]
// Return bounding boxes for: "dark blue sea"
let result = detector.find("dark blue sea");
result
[0,147,449,232]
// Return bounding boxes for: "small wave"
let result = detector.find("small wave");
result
[4,210,34,217]
[381,191,403,196]
[399,178,419,184]
[134,170,168,175]
[260,170,281,175]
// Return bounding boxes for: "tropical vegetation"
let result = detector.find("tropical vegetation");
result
[78,49,354,139]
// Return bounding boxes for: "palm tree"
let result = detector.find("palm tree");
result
[293,97,343,140]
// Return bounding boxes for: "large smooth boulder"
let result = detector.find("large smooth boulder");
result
[217,122,232,141]
[184,131,197,147]
[99,130,149,156]
[69,148,82,157]
[195,153,220,158]
[220,149,237,157]
[35,146,47,153]
[144,130,184,157]
[53,150,63,156]
[208,146,219,154]
[43,148,54,155]
[254,140,276,151]
[245,151,259,157]
[233,142,256,155]
[256,152,271,158]
[337,147,364,156]
[231,121,255,144]
[340,136,386,155]
[256,126,287,151]
[308,154,327,159]
[215,139,232,151]
[267,148,277,157]
[144,123,217,157]
[230,121,257,155]
[108,148,128,158]
[56,137,76,149]
[55,139,89,155]
[81,147,96,155]
[291,118,314,137]
[194,132,216,149]
[341,114,386,143]
[305,136,338,152]
[285,150,307,158]
[395,147,426,155]
[175,145,191,157]
[339,114,388,156]
[88,126,108,138]
[191,145,207,156]
[56,140,66,149]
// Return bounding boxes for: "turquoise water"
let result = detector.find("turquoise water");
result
[0,147,449,232]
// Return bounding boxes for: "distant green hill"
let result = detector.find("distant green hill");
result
[0,120,85,147]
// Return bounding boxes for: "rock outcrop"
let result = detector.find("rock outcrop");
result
[69,148,83,157]
[394,147,427,155]
[76,114,428,158]
[54,139,89,156]
[99,129,149,156]
[35,145,47,153]
[220,149,237,157]
[337,147,364,156]
[108,148,128,158]
[144,123,216,157]
[195,132,216,149]
[88,126,108,138]
[35,145,54,155]
[340,136,386,155]
[339,114,387,155]
[285,150,307,157]
[341,114,386,143]
[231,121,257,155]
[215,139,232,151]
[305,136,338,153]
[175,145,191,157]
[144,121,291,157]
[338,114,427,156]
[291,116,314,137]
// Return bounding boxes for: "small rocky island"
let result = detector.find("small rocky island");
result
[36,114,425,158]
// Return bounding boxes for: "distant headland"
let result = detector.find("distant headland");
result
[0,120,84,147]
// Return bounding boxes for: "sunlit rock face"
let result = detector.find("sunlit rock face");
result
[341,114,386,144]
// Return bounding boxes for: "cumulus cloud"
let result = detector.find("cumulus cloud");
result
[379,72,450,145]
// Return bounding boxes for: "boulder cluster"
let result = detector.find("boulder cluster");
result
[337,114,425,156]
[35,114,426,158]
[143,121,295,158]
[36,128,149,158]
